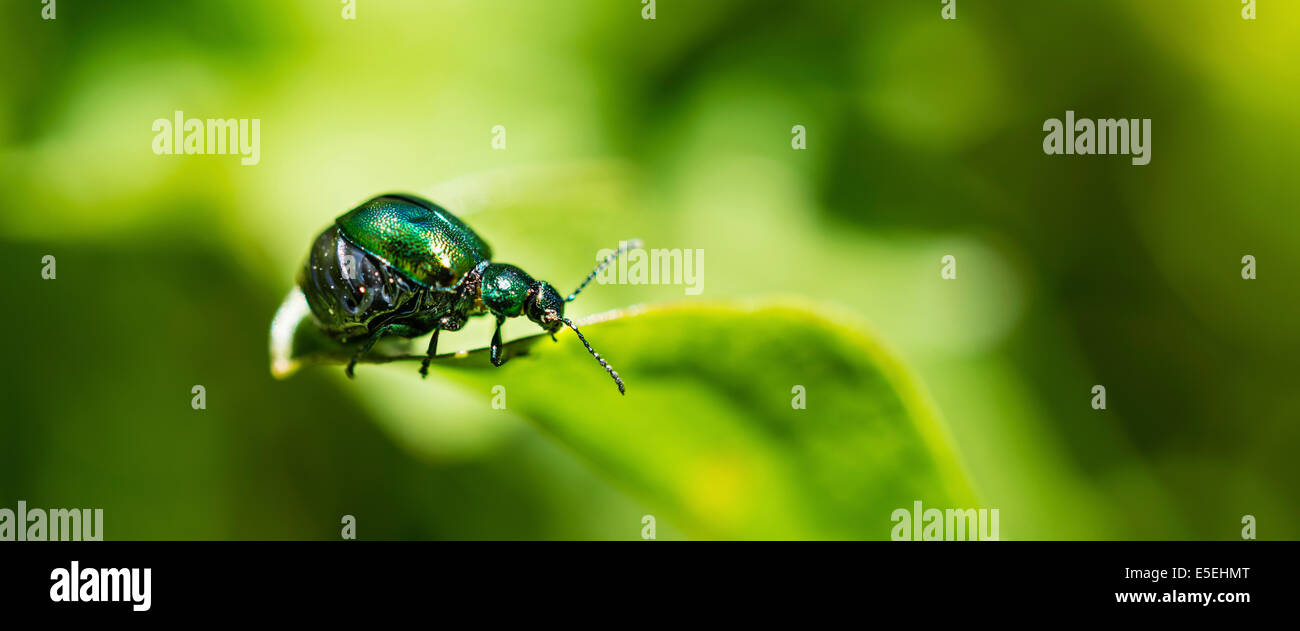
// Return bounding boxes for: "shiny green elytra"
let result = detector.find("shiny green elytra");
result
[336,196,490,289]
[299,193,636,394]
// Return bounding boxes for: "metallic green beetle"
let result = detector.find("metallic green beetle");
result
[299,193,634,393]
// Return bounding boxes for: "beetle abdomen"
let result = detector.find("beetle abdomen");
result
[335,194,492,290]
[301,225,423,340]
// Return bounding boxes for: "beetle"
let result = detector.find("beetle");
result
[299,193,635,394]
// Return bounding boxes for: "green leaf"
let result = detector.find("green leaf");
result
[273,294,977,539]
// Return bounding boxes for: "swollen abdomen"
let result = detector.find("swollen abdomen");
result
[299,226,421,341]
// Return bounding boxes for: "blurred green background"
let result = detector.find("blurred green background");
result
[2,0,1297,540]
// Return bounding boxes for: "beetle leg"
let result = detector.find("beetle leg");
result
[345,324,393,378]
[418,328,441,378]
[490,316,506,367]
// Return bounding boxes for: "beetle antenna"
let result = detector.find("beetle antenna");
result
[566,239,642,303]
[561,318,625,395]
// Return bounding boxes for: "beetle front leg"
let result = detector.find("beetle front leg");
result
[345,324,394,378]
[489,316,507,367]
[418,328,441,378]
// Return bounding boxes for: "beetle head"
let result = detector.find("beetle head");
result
[524,280,565,332]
